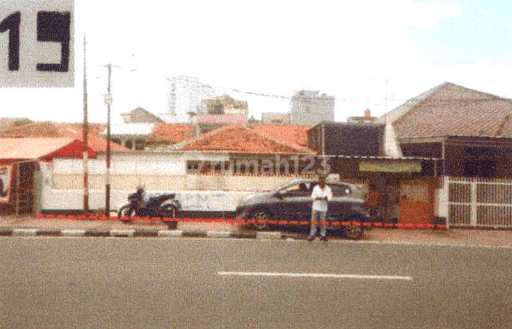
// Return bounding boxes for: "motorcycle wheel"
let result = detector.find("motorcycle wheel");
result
[117,205,134,224]
[161,204,180,230]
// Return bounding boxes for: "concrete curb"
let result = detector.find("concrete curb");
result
[110,229,135,237]
[1,228,509,248]
[158,230,183,237]
[207,231,232,238]
[0,228,266,239]
[61,229,86,237]
[256,231,282,240]
[0,228,14,236]
[13,229,38,236]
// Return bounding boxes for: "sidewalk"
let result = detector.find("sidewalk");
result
[1,215,511,247]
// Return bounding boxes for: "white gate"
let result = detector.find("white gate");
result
[447,177,512,228]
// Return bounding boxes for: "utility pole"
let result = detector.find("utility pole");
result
[82,35,89,213]
[104,63,113,216]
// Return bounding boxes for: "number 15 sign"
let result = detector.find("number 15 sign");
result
[0,0,74,87]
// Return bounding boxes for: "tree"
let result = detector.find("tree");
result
[12,118,32,127]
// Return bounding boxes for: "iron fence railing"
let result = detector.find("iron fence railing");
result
[448,177,512,228]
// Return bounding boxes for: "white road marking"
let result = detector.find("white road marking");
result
[217,271,413,281]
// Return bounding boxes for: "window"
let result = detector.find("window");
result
[462,147,495,178]
[281,183,311,197]
[211,105,224,115]
[329,184,351,197]
[186,161,232,174]
[186,161,202,174]
[134,139,145,151]
[463,160,495,178]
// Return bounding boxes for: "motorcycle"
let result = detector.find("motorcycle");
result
[117,188,181,229]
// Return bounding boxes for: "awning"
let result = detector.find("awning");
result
[0,138,97,161]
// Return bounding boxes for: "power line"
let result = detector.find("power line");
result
[166,75,512,105]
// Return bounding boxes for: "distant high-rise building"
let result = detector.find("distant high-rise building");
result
[289,90,335,125]
[161,76,218,123]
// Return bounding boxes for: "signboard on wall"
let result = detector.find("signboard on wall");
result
[359,160,422,173]
[0,165,12,203]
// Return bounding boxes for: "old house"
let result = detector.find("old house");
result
[148,123,196,148]
[37,124,317,215]
[196,94,249,134]
[261,112,290,125]
[0,138,96,214]
[307,120,438,225]
[107,123,154,150]
[384,82,512,228]
[0,121,128,152]
[120,107,165,124]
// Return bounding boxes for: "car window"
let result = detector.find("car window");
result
[281,183,311,197]
[329,184,352,197]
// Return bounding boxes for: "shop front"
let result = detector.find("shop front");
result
[331,156,439,225]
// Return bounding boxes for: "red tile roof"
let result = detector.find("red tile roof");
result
[0,122,129,152]
[182,124,314,154]
[151,124,196,144]
[251,125,313,147]
[386,82,512,139]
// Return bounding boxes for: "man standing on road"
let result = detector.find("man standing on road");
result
[308,176,332,242]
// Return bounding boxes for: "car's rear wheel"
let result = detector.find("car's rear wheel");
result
[344,221,364,240]
[250,209,271,231]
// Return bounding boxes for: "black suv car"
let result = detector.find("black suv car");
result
[235,178,371,239]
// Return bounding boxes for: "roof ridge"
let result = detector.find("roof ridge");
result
[251,124,314,148]
[184,124,314,153]
[385,82,512,139]
[184,124,242,146]
[384,82,512,128]
[379,82,447,125]
[442,82,511,101]
[495,113,512,136]
[248,126,314,153]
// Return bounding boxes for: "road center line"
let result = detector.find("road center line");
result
[217,271,413,281]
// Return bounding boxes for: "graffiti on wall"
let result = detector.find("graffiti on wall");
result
[177,191,244,211]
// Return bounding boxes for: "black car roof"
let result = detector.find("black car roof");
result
[286,178,355,186]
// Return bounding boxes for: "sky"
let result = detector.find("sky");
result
[1,0,512,124]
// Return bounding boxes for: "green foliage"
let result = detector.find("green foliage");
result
[13,118,32,127]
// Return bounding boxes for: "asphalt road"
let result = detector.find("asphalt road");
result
[0,237,511,329]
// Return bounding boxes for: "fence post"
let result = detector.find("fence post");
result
[439,176,450,229]
[15,162,20,215]
[470,179,478,227]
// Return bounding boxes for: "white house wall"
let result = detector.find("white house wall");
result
[42,152,293,213]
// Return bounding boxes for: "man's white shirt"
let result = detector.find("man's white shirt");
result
[311,185,332,212]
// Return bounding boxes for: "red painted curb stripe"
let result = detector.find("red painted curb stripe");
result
[29,214,448,230]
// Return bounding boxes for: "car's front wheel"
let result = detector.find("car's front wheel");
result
[344,221,365,240]
[250,208,272,231]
